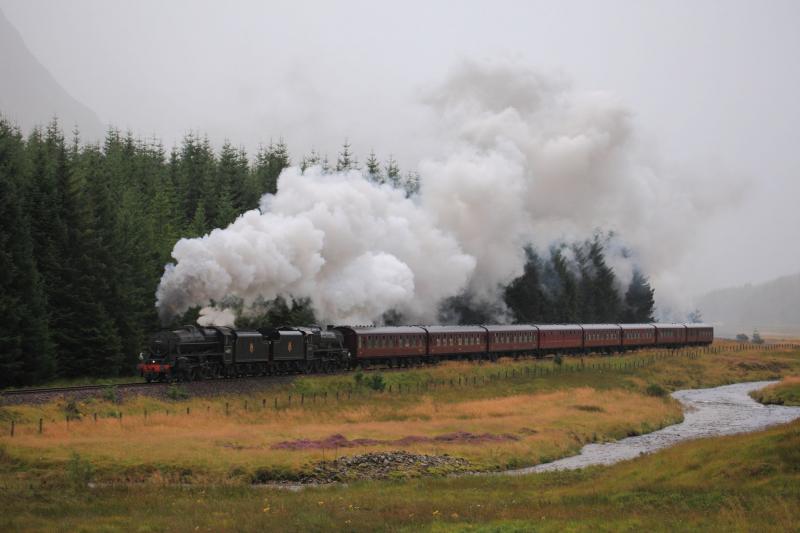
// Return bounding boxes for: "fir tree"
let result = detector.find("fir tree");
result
[385,154,400,188]
[189,200,208,237]
[300,148,320,173]
[621,270,655,322]
[365,149,382,183]
[504,248,550,323]
[0,118,55,385]
[217,141,249,213]
[336,139,356,172]
[402,170,420,196]
[320,154,331,174]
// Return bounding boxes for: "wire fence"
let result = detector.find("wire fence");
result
[4,342,798,438]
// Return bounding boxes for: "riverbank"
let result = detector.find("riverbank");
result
[2,416,799,531]
[510,379,800,474]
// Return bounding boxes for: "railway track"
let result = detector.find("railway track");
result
[1,381,158,397]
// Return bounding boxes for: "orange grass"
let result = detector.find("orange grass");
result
[1,342,798,484]
[1,387,678,480]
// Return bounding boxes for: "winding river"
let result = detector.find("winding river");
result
[507,380,800,475]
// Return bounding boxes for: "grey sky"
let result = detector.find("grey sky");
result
[2,0,799,300]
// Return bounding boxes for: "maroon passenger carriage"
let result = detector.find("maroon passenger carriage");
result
[652,323,688,347]
[484,325,538,358]
[619,323,657,350]
[335,326,427,367]
[685,324,714,345]
[581,324,622,353]
[421,325,488,360]
[535,324,583,354]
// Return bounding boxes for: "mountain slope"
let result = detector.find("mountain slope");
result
[0,8,105,139]
[698,272,800,337]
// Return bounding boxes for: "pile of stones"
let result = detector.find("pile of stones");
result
[300,450,472,483]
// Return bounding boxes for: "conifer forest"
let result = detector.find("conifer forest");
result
[0,118,654,386]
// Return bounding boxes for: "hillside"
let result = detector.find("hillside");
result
[0,8,104,139]
[698,272,800,338]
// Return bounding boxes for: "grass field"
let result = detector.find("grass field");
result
[1,341,799,531]
[750,375,800,406]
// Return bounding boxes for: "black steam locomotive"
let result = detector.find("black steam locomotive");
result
[137,325,350,382]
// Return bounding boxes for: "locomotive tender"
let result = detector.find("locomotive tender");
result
[138,322,713,382]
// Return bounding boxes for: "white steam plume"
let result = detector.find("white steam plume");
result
[156,168,475,324]
[156,57,743,325]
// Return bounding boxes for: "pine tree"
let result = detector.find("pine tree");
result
[217,141,249,213]
[546,246,579,323]
[385,155,400,188]
[621,270,656,322]
[365,149,382,183]
[0,118,55,385]
[402,170,420,196]
[336,139,355,172]
[586,235,621,322]
[504,248,550,323]
[189,200,208,237]
[46,135,124,377]
[214,181,238,228]
[300,148,320,173]
[320,154,331,174]
[175,133,216,222]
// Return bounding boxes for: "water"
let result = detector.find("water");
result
[506,380,800,475]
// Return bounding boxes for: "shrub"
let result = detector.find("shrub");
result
[63,400,82,421]
[353,371,365,387]
[166,384,189,400]
[102,385,121,404]
[67,452,94,490]
[251,466,300,483]
[368,374,386,391]
[554,354,563,366]
[645,383,668,397]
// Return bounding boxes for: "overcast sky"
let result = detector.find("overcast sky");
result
[2,0,799,299]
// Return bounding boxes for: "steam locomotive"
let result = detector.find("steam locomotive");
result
[137,322,713,382]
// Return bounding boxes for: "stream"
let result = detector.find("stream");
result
[506,380,800,475]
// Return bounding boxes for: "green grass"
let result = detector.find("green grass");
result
[0,418,798,531]
[0,342,799,531]
[750,376,800,406]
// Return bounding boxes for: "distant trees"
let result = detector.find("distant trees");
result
[446,234,656,325]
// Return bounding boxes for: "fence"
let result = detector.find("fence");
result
[4,342,798,437]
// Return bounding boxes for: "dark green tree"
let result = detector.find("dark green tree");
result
[621,270,656,322]
[504,248,550,323]
[235,296,316,328]
[217,141,249,214]
[545,246,580,323]
[0,118,55,386]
